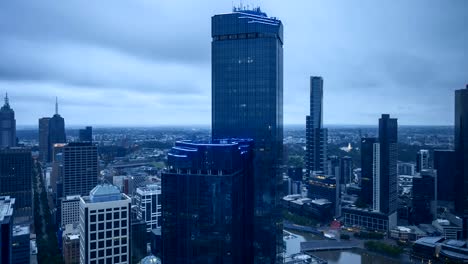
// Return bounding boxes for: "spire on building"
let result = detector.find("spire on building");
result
[55,96,59,115]
[4,92,9,106]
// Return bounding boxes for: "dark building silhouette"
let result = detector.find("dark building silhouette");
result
[455,85,468,238]
[79,126,92,142]
[38,117,51,162]
[55,142,98,198]
[434,150,455,203]
[377,114,398,216]
[288,167,302,182]
[162,139,254,264]
[211,7,283,263]
[340,156,353,185]
[360,137,377,205]
[39,98,66,162]
[411,169,437,224]
[306,76,328,173]
[326,155,340,178]
[0,148,32,216]
[307,174,340,217]
[0,94,16,148]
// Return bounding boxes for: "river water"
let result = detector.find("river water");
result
[284,230,401,264]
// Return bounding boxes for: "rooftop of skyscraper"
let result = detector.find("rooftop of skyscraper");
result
[84,184,127,203]
[0,196,15,222]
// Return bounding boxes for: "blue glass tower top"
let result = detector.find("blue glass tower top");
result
[212,7,283,44]
[167,139,253,171]
[89,184,121,203]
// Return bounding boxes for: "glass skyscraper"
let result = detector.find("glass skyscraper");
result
[455,85,468,238]
[161,139,254,264]
[211,7,283,263]
[305,76,327,173]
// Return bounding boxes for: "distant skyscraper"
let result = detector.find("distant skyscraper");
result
[361,137,377,205]
[0,94,16,148]
[162,139,254,264]
[39,98,66,162]
[0,196,14,264]
[397,162,416,176]
[433,150,455,202]
[455,84,468,238]
[0,148,32,216]
[416,149,430,173]
[134,184,161,232]
[79,184,131,264]
[38,117,51,162]
[211,7,283,263]
[79,126,92,142]
[57,142,98,198]
[376,114,398,217]
[306,76,328,173]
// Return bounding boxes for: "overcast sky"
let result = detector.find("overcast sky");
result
[1,0,466,126]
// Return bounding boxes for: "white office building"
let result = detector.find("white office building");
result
[61,195,80,226]
[134,184,161,232]
[79,184,131,264]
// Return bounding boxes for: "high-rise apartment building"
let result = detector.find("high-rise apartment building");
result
[340,156,353,185]
[416,149,430,173]
[0,196,14,264]
[0,148,32,215]
[57,142,98,198]
[0,94,16,148]
[162,139,254,264]
[455,85,468,238]
[79,184,131,264]
[306,76,328,173]
[211,7,283,263]
[134,184,161,232]
[411,169,437,224]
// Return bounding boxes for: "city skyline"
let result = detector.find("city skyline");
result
[1,1,467,126]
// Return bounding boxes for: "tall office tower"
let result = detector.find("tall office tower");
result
[63,232,80,264]
[376,114,398,218]
[211,7,283,263]
[134,184,161,232]
[326,155,340,178]
[411,169,437,224]
[162,139,254,264]
[0,196,14,264]
[340,156,353,185]
[39,98,66,162]
[49,98,66,153]
[0,94,16,148]
[59,142,98,197]
[416,149,430,173]
[12,225,31,264]
[79,126,93,142]
[79,184,131,264]
[433,150,455,202]
[0,148,32,216]
[306,76,328,173]
[455,85,468,238]
[38,117,51,162]
[61,195,81,227]
[360,137,377,205]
